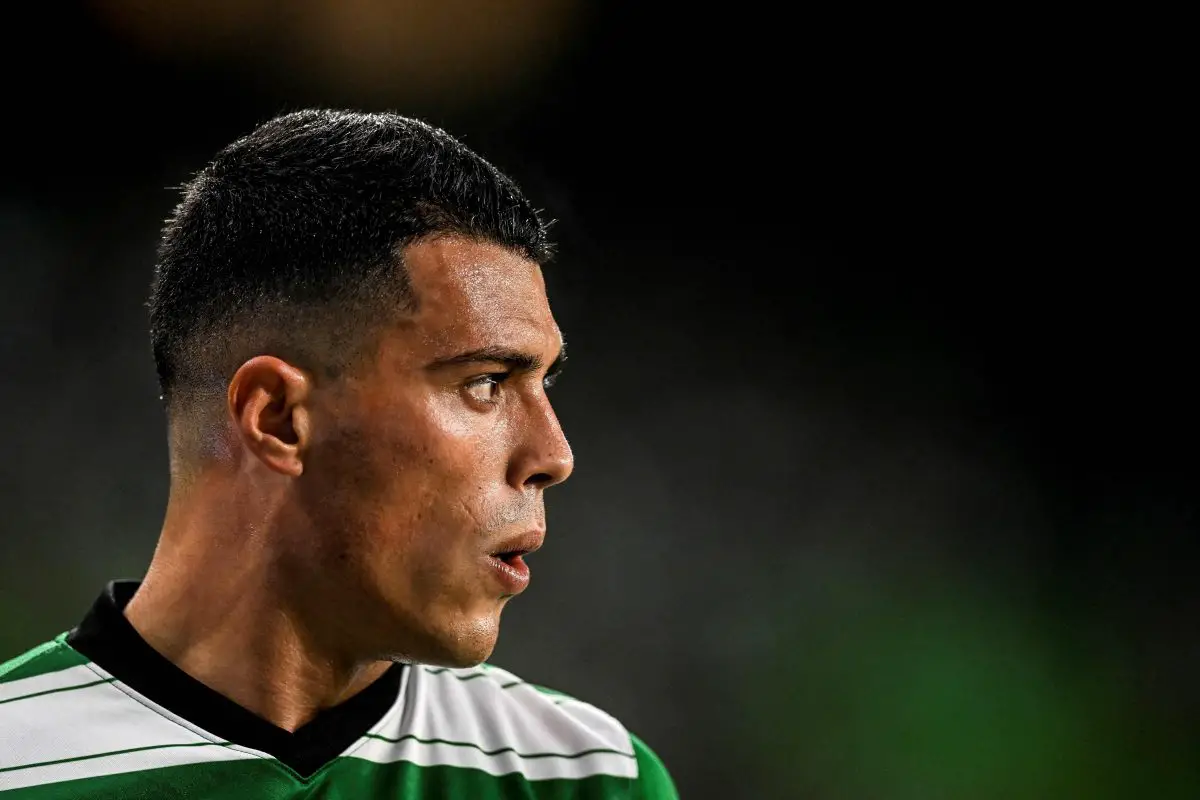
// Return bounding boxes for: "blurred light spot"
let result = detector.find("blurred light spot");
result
[88,0,586,108]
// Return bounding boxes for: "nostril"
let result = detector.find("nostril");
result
[524,472,555,489]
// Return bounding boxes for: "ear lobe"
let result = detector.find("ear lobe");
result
[228,356,313,477]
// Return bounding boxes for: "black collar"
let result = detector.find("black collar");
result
[66,580,404,778]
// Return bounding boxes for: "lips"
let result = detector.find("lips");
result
[488,530,544,563]
[487,530,544,595]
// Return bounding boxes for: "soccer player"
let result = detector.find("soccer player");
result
[0,110,678,798]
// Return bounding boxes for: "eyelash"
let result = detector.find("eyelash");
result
[464,372,559,406]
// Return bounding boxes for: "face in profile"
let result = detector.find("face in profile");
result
[299,235,573,667]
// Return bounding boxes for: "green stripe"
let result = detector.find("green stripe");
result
[423,667,524,688]
[0,638,89,685]
[421,668,488,682]
[630,732,679,799]
[0,758,297,799]
[0,758,640,800]
[0,741,234,775]
[425,669,569,698]
[319,757,636,798]
[0,677,116,707]
[500,680,573,701]
[363,733,635,761]
[319,762,638,796]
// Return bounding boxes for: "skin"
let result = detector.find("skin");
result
[124,234,573,731]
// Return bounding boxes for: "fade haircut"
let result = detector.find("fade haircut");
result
[149,109,553,412]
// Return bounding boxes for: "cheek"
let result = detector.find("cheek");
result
[416,392,518,489]
[317,391,517,548]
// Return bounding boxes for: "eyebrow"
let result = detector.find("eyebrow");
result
[427,341,567,377]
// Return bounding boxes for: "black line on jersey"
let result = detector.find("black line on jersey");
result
[362,733,636,760]
[0,677,116,707]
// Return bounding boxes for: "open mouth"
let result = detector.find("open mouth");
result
[487,546,534,593]
[486,531,542,592]
[491,549,529,566]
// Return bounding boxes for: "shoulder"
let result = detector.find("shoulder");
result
[1,635,123,785]
[0,634,101,727]
[628,730,678,799]
[0,633,89,684]
[365,662,677,796]
[1,635,252,794]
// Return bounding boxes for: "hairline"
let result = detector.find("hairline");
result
[162,230,544,415]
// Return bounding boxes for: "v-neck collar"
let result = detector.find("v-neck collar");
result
[65,580,405,778]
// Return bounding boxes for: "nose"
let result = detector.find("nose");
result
[509,392,574,491]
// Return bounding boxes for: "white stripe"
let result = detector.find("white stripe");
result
[86,665,276,755]
[0,744,260,792]
[427,665,632,754]
[351,664,637,780]
[0,673,222,773]
[350,735,637,781]
[0,664,102,704]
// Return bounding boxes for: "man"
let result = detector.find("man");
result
[0,110,677,798]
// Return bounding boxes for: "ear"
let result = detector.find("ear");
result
[227,356,313,477]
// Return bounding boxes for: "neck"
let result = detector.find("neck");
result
[124,476,390,732]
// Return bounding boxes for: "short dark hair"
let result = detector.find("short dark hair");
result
[149,108,553,408]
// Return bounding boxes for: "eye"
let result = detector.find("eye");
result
[464,373,506,405]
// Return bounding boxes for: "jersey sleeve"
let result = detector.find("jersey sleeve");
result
[630,732,679,799]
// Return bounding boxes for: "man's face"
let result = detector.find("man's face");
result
[300,235,573,666]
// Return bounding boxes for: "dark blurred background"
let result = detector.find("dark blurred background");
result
[0,3,1192,798]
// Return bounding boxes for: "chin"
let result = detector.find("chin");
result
[407,613,500,668]
[418,640,497,669]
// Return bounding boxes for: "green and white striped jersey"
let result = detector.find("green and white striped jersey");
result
[0,584,676,798]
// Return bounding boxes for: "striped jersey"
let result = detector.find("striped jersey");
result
[0,582,677,798]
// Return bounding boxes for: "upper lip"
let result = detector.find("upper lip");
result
[489,530,545,558]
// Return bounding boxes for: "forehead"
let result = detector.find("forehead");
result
[399,235,560,353]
